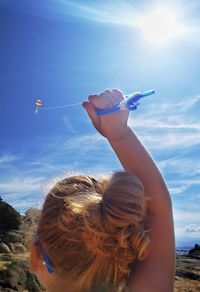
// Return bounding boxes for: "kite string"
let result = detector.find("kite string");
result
[40,102,82,110]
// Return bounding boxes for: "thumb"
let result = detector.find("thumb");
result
[82,101,100,130]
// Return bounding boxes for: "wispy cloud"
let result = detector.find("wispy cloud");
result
[167,177,200,197]
[133,117,200,130]
[174,178,200,186]
[174,208,200,243]
[175,223,200,241]
[0,154,19,165]
[174,210,200,244]
[58,0,140,26]
[0,176,46,194]
[185,224,200,233]
[0,133,115,205]
[177,94,200,112]
[159,157,200,177]
[62,133,104,152]
[62,116,76,134]
[41,0,140,26]
[129,94,200,150]
[0,174,48,213]
[138,130,200,150]
[174,208,200,223]
[168,184,189,195]
[129,93,200,241]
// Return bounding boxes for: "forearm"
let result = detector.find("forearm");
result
[108,127,172,215]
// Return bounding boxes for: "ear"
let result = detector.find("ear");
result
[29,241,42,274]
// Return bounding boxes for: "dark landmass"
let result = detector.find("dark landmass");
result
[0,196,43,291]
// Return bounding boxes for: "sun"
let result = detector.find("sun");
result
[136,6,185,45]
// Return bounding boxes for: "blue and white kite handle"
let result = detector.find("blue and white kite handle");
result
[95,89,155,116]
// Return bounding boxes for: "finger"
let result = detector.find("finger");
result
[82,101,99,129]
[88,94,99,101]
[89,91,113,108]
[99,90,116,107]
[111,89,125,100]
[88,94,109,109]
[99,89,113,97]
[110,90,122,104]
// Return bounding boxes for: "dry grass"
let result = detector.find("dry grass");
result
[175,275,200,291]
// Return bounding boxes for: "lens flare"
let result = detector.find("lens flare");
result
[136,6,186,45]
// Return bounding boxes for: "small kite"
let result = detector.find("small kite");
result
[35,99,42,114]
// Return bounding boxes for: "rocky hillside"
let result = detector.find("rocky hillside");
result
[0,197,43,291]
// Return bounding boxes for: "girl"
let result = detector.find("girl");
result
[29,89,175,291]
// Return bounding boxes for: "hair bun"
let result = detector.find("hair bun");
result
[101,171,147,230]
[83,172,150,280]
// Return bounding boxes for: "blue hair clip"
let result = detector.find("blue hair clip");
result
[95,89,155,116]
[35,237,54,273]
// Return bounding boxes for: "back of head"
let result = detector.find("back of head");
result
[36,171,150,291]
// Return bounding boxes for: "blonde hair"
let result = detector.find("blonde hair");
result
[37,171,150,291]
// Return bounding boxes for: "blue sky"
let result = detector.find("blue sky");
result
[0,0,200,247]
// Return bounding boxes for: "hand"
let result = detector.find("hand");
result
[82,89,130,141]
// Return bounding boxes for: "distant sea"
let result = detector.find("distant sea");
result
[176,247,192,256]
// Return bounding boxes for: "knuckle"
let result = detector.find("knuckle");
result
[88,94,98,100]
[99,89,111,97]
[112,89,123,96]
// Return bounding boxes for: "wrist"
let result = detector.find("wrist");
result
[106,126,132,142]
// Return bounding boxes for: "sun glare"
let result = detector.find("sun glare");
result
[136,6,185,45]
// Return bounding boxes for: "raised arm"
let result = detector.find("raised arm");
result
[108,128,175,292]
[83,89,175,292]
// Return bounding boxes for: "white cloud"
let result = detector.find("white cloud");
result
[159,157,200,176]
[128,94,200,150]
[63,133,106,152]
[0,176,46,194]
[137,130,200,150]
[173,208,200,223]
[47,1,140,26]
[135,119,200,129]
[174,208,200,243]
[0,154,19,165]
[177,95,200,112]
[62,116,76,134]
[185,224,200,233]
[0,133,114,211]
[175,224,200,242]
[169,185,189,195]
[170,177,200,188]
